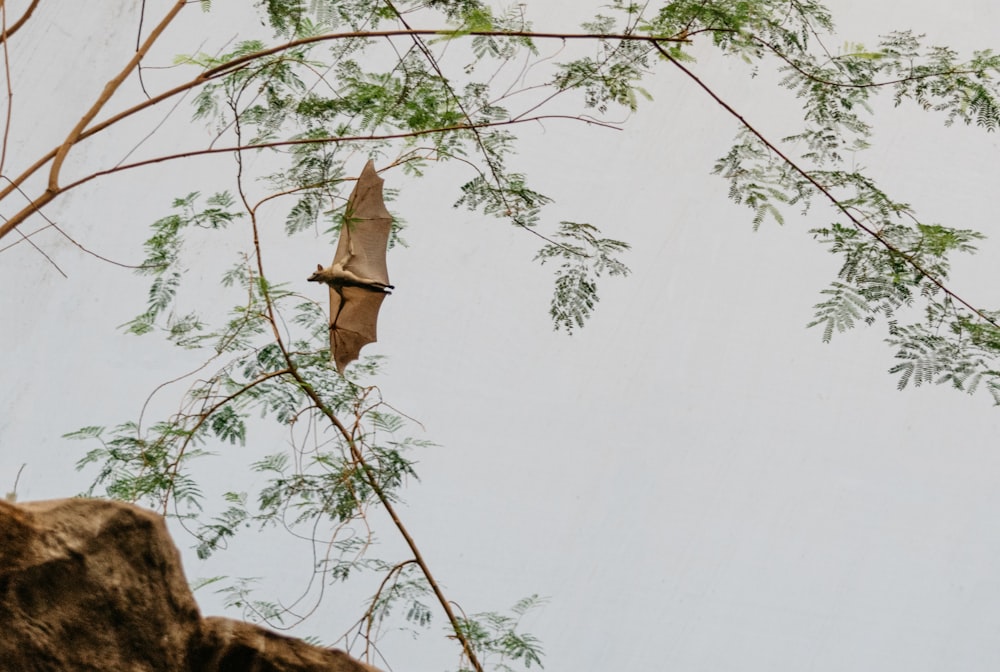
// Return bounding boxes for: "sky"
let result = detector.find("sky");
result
[3,1,1000,670]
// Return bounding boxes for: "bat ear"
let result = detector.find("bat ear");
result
[316,264,324,271]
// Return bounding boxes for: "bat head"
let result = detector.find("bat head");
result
[307,264,325,282]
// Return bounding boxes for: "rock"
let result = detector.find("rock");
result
[194,618,382,672]
[0,498,380,672]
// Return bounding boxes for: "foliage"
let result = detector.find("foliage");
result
[456,596,547,672]
[535,222,631,333]
[3,0,1000,670]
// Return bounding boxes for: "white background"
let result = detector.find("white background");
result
[2,1,1000,670]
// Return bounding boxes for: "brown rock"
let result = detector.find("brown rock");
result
[194,618,383,672]
[0,498,380,672]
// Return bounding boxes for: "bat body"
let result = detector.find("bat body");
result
[308,160,394,374]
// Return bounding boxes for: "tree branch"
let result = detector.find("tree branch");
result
[47,0,188,192]
[233,141,485,669]
[653,42,1000,330]
[0,0,39,44]
[201,28,689,80]
[0,114,617,243]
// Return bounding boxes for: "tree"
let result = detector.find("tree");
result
[3,1,1000,670]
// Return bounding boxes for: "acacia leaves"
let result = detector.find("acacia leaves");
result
[534,222,631,333]
[706,22,1000,403]
[123,192,240,343]
[456,596,547,672]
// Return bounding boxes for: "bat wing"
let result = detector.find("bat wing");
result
[336,160,392,287]
[328,285,388,374]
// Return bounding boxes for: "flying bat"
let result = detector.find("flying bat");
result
[308,160,394,374]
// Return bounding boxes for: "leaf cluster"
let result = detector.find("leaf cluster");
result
[455,595,547,672]
[534,222,631,333]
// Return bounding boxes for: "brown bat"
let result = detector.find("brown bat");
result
[308,160,394,374]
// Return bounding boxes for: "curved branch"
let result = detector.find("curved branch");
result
[158,367,292,513]
[47,0,188,191]
[0,114,617,242]
[0,0,39,44]
[201,28,689,80]
[0,70,211,217]
[357,559,419,657]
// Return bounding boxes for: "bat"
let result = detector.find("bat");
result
[308,160,394,374]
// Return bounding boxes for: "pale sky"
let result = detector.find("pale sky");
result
[3,1,1000,670]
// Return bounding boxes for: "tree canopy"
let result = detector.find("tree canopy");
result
[3,1,1000,670]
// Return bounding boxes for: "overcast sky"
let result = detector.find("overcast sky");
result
[3,1,1000,670]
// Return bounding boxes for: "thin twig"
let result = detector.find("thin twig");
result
[0,176,150,269]
[8,226,66,277]
[135,0,152,99]
[0,2,14,176]
[156,367,292,515]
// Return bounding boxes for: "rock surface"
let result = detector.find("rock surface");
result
[0,498,380,672]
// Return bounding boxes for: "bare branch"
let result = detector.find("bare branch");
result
[0,0,39,44]
[47,0,188,192]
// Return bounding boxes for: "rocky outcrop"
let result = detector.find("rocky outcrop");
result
[0,498,380,672]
